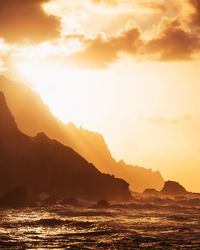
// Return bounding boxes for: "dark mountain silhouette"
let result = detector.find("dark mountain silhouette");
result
[0,76,164,192]
[0,91,131,201]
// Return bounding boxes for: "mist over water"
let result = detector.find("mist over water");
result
[0,198,200,249]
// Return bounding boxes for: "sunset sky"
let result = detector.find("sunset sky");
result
[0,0,200,192]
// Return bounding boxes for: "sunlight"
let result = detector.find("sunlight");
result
[16,61,67,84]
[16,61,106,126]
[15,60,128,135]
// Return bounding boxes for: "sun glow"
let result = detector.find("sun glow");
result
[16,61,90,122]
[15,61,116,128]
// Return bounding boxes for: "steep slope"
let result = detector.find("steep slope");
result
[0,91,131,201]
[0,76,164,192]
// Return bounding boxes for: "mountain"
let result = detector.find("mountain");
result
[0,76,164,192]
[0,91,131,201]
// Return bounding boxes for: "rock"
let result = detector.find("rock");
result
[94,200,111,209]
[161,181,188,196]
[143,188,160,196]
[0,187,27,207]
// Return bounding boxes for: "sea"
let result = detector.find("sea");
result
[0,197,200,249]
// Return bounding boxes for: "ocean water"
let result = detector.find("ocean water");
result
[0,200,200,249]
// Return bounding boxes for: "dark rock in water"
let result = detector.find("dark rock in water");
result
[63,198,79,206]
[94,200,111,209]
[161,181,188,196]
[143,188,160,196]
[0,187,27,207]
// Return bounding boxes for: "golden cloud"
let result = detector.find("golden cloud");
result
[0,0,200,69]
[143,18,200,61]
[140,2,167,13]
[67,0,200,67]
[189,0,200,27]
[0,0,60,43]
[91,0,118,5]
[69,28,141,68]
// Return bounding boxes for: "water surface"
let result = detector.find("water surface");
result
[0,201,199,249]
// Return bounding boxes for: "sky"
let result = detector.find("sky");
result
[0,0,200,192]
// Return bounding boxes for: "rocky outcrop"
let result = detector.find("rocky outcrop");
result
[142,181,188,197]
[93,200,111,209]
[143,188,160,196]
[0,76,164,192]
[161,181,188,196]
[0,91,131,202]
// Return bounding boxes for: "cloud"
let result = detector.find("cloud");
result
[67,20,200,68]
[140,2,167,13]
[69,28,142,68]
[91,0,167,10]
[0,0,60,43]
[1,0,200,69]
[91,0,167,14]
[67,0,200,67]
[189,0,200,27]
[140,114,192,124]
[140,0,200,61]
[143,19,200,61]
[91,0,118,5]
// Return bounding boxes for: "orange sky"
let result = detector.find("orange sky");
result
[0,0,200,192]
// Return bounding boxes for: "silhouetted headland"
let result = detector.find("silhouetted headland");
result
[0,76,164,192]
[0,91,131,204]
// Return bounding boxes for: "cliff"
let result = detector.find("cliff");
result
[0,76,164,192]
[0,91,131,201]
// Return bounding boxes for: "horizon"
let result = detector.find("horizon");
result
[0,0,200,193]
